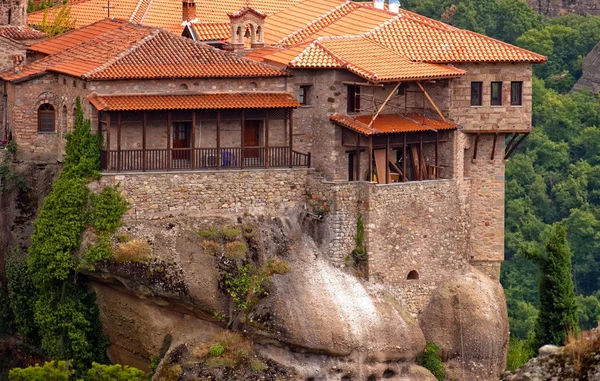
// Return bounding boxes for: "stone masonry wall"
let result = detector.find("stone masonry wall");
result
[450,63,533,133]
[89,168,310,218]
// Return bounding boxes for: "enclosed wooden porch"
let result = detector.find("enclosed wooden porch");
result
[89,93,310,172]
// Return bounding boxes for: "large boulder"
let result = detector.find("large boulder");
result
[419,268,509,381]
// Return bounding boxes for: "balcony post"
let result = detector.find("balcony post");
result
[106,112,111,171]
[355,132,360,181]
[167,111,172,171]
[265,110,269,168]
[191,110,196,169]
[288,109,293,168]
[142,111,147,171]
[117,111,121,172]
[217,110,221,169]
[241,109,245,169]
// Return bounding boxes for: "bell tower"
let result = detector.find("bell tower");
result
[0,0,27,26]
[228,8,266,52]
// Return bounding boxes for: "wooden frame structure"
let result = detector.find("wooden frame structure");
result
[97,108,310,172]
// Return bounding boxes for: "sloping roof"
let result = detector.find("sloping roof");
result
[188,22,231,41]
[1,19,288,82]
[28,0,304,33]
[330,113,458,135]
[0,26,47,42]
[87,92,300,110]
[271,36,465,82]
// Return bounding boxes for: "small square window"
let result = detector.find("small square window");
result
[72,80,76,88]
[511,82,523,106]
[491,82,503,106]
[470,82,482,106]
[347,84,361,113]
[299,85,311,106]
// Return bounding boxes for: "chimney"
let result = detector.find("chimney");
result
[11,55,23,74]
[389,0,399,13]
[373,0,384,10]
[182,0,196,22]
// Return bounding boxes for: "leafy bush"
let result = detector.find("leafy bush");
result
[86,362,145,381]
[197,228,219,240]
[225,241,247,260]
[225,264,270,313]
[416,342,445,381]
[9,361,72,381]
[209,343,225,357]
[6,246,39,344]
[506,337,535,371]
[0,283,14,336]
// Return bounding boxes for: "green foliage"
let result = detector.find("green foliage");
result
[350,213,367,267]
[0,282,14,336]
[9,361,72,381]
[90,187,128,234]
[209,343,225,357]
[506,337,535,371]
[221,226,241,241]
[224,264,271,314]
[39,5,75,37]
[249,359,268,371]
[146,356,159,381]
[0,141,29,192]
[416,342,445,381]
[6,246,39,344]
[86,362,145,381]
[63,98,100,179]
[197,227,219,240]
[521,224,578,347]
[224,241,247,260]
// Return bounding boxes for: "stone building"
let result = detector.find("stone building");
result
[1,1,546,378]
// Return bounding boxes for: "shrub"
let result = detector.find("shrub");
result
[249,359,268,372]
[86,362,145,381]
[204,357,234,369]
[113,240,152,262]
[9,361,72,381]
[225,241,247,260]
[5,247,38,343]
[155,364,181,381]
[209,343,225,357]
[201,240,221,256]
[506,336,535,371]
[116,233,130,243]
[416,342,445,381]
[221,226,241,241]
[266,259,290,275]
[197,228,219,240]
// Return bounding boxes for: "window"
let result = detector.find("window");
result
[299,85,311,106]
[491,82,502,106]
[347,84,361,113]
[470,82,482,106]
[511,81,523,106]
[38,104,55,133]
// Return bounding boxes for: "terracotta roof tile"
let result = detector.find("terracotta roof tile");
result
[87,92,300,110]
[28,0,304,32]
[189,22,231,41]
[0,26,46,41]
[2,19,288,82]
[280,37,465,82]
[330,112,458,135]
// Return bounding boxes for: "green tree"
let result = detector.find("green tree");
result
[39,4,75,37]
[9,361,72,381]
[521,224,578,347]
[493,0,539,44]
[86,362,145,381]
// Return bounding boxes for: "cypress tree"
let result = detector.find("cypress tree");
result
[521,223,578,348]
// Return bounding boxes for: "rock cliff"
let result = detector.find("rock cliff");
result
[526,0,600,16]
[573,41,600,94]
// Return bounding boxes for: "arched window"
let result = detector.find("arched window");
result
[38,103,55,133]
[62,105,67,135]
[407,270,420,280]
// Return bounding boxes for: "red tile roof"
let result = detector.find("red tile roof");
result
[0,26,46,42]
[87,92,300,110]
[28,0,304,32]
[330,112,458,135]
[271,36,466,82]
[1,19,288,82]
[188,22,231,41]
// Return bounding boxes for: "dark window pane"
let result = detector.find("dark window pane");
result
[511,82,522,106]
[347,85,360,112]
[38,104,55,133]
[299,86,306,105]
[491,82,502,106]
[470,82,482,106]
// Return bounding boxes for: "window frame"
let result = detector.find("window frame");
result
[510,81,523,106]
[491,81,503,106]
[347,84,361,113]
[470,81,483,107]
[299,85,311,106]
[38,103,56,133]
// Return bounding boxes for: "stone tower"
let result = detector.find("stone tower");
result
[0,0,28,26]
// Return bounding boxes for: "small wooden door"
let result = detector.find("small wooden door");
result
[172,122,191,160]
[244,120,260,158]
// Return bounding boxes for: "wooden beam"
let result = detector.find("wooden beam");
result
[106,112,111,170]
[505,133,518,156]
[142,111,146,171]
[97,111,102,141]
[216,110,221,168]
[419,132,423,181]
[241,109,245,169]
[265,110,269,168]
[385,134,390,184]
[368,82,402,129]
[403,133,407,182]
[117,111,121,171]
[435,132,439,178]
[356,132,360,181]
[368,135,373,182]
[416,81,446,123]
[504,133,528,160]
[289,109,294,168]
[472,133,480,160]
[490,133,498,160]
[167,111,172,171]
[191,110,196,169]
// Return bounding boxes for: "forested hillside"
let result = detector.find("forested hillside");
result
[401,0,600,365]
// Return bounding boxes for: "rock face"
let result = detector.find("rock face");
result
[419,269,509,380]
[573,41,600,94]
[526,0,600,16]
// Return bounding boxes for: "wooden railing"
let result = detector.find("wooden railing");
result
[101,147,311,172]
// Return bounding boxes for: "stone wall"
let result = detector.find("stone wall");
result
[89,168,310,218]
[450,63,533,133]
[0,0,27,26]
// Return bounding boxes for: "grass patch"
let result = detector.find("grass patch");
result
[225,241,247,260]
[201,240,221,256]
[113,240,151,262]
[267,259,290,275]
[221,226,241,241]
[249,359,268,371]
[155,364,181,381]
[204,357,235,369]
[209,343,225,357]
[116,233,130,243]
[197,228,219,240]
